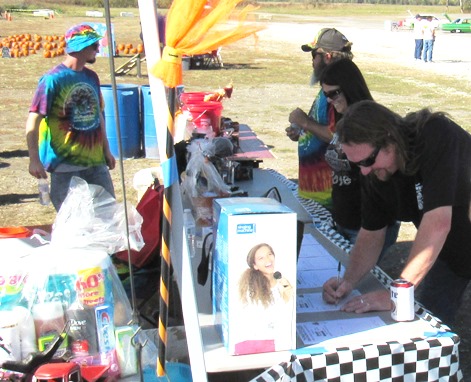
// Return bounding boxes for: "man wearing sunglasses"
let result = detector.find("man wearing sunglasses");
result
[26,24,116,212]
[323,100,471,327]
[286,28,353,208]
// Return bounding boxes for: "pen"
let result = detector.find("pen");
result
[336,261,341,306]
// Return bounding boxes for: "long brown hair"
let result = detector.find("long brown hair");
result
[336,100,448,175]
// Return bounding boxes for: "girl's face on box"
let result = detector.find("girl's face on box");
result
[253,245,275,277]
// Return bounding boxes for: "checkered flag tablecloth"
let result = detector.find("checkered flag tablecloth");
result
[253,335,462,382]
[253,170,463,381]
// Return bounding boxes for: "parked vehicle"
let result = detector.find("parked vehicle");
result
[440,15,471,32]
[394,11,443,30]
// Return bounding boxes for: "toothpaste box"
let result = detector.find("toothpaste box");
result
[212,197,297,355]
[95,305,120,376]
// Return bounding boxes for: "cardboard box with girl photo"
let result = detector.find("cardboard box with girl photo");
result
[212,197,297,355]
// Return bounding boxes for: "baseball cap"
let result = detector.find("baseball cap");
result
[65,24,102,54]
[301,28,350,53]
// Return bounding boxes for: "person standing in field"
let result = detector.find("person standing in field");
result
[286,28,353,208]
[413,14,424,61]
[26,24,116,211]
[422,16,436,63]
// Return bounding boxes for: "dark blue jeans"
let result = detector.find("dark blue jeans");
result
[414,39,423,59]
[423,39,434,62]
[416,258,470,327]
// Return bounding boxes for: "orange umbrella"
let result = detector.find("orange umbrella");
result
[152,0,264,88]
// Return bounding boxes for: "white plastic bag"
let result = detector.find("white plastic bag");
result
[51,177,144,254]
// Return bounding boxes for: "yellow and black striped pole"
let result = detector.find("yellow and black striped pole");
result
[157,86,178,377]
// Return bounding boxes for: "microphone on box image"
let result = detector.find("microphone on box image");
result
[274,271,291,289]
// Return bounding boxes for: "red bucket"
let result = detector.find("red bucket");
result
[183,101,223,136]
[180,92,213,105]
[0,226,32,238]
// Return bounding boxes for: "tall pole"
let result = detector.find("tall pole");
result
[102,0,139,324]
[156,86,178,376]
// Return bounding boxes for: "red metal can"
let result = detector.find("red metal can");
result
[390,279,415,321]
[71,339,90,355]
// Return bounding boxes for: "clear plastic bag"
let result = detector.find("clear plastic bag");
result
[181,140,231,226]
[51,176,144,254]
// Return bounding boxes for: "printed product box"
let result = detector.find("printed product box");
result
[212,197,297,355]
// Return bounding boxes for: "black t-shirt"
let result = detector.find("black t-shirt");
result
[361,116,471,277]
[325,133,362,230]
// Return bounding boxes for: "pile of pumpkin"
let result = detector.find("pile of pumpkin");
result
[0,33,66,58]
[0,33,144,58]
[116,43,144,56]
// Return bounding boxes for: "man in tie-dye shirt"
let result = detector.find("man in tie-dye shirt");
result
[26,24,115,211]
[286,28,353,208]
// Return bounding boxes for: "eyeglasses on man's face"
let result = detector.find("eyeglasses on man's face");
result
[349,146,381,168]
[90,42,100,51]
[311,50,324,60]
[323,88,343,101]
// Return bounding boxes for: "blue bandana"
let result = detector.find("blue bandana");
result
[65,24,102,54]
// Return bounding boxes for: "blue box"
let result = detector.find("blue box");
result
[212,197,297,355]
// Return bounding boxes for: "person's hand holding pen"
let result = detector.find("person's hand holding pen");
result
[322,267,354,306]
[336,262,342,305]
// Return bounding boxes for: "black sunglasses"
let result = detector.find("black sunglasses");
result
[323,88,342,100]
[91,42,100,50]
[350,146,381,167]
[311,50,324,60]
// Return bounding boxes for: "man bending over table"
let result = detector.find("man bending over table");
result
[322,100,471,327]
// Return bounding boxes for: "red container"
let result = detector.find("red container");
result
[0,226,32,238]
[183,101,223,136]
[180,91,213,105]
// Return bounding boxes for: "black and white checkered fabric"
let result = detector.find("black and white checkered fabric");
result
[254,170,463,381]
[253,335,462,381]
